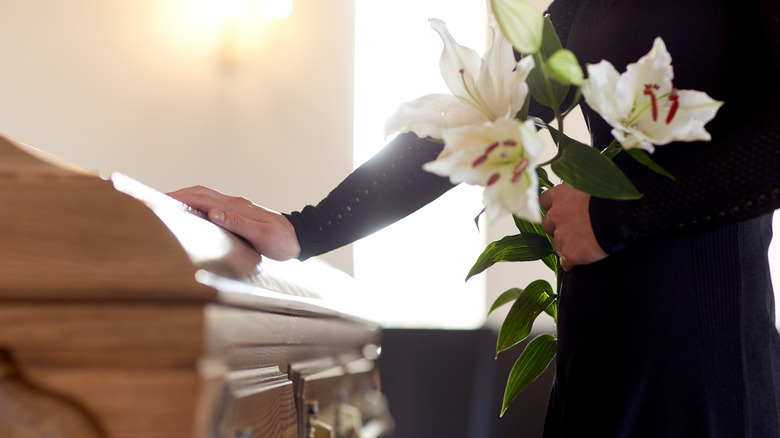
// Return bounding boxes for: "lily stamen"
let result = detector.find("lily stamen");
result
[472,142,500,168]
[511,158,530,183]
[644,84,660,121]
[458,69,497,120]
[666,91,679,124]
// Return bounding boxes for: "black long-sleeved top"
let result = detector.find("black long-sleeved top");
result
[285,1,780,436]
[539,2,780,437]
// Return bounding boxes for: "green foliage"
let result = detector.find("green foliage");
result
[536,166,553,190]
[488,287,523,317]
[466,233,554,280]
[525,17,570,110]
[495,279,555,355]
[501,334,558,416]
[549,129,642,200]
[626,148,675,180]
[513,214,557,273]
[542,298,558,324]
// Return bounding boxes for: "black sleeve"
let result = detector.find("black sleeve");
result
[284,133,455,260]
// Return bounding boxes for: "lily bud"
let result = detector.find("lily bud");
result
[544,49,583,86]
[491,0,543,55]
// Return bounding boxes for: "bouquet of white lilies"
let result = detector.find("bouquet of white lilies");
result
[384,0,722,415]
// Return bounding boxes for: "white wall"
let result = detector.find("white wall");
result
[0,0,356,273]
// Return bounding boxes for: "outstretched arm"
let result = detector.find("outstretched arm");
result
[169,133,455,261]
[284,132,455,260]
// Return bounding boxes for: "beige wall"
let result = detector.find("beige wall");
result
[0,0,356,272]
[0,0,776,329]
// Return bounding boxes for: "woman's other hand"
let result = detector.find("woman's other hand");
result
[539,184,608,271]
[167,186,301,261]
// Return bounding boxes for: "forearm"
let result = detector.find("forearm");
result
[285,133,456,260]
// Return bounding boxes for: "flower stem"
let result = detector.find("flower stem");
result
[601,139,623,159]
[561,87,582,118]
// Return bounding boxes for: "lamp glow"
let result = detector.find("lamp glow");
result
[213,0,246,18]
[258,0,292,20]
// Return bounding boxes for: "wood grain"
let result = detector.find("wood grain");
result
[23,366,201,438]
[0,303,205,368]
[0,135,214,301]
[0,134,386,438]
[214,366,298,438]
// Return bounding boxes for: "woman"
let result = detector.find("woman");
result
[170,0,780,436]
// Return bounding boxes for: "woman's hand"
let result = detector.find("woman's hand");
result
[167,186,301,261]
[539,184,608,271]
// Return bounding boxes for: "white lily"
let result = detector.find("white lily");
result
[385,18,535,140]
[582,37,723,153]
[423,117,544,223]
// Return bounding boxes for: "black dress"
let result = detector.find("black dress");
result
[541,1,780,437]
[284,0,780,436]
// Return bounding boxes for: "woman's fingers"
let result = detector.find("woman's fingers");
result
[168,186,301,261]
[538,188,553,211]
[541,212,555,236]
[167,185,225,213]
[207,208,246,234]
[537,184,608,271]
[169,186,256,218]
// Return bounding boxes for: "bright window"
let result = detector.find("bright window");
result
[352,0,488,328]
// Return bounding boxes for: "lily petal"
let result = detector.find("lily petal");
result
[424,118,543,222]
[635,89,723,145]
[582,37,722,152]
[478,25,534,119]
[384,93,484,139]
[430,18,484,108]
[582,60,624,124]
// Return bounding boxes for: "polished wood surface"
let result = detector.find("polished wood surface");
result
[0,134,387,438]
[0,134,214,301]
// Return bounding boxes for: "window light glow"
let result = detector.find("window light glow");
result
[353,0,488,329]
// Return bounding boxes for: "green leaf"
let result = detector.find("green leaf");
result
[626,148,675,180]
[496,280,555,354]
[513,215,557,273]
[549,129,642,200]
[466,233,554,280]
[487,287,523,317]
[542,298,558,324]
[501,333,558,416]
[513,214,546,238]
[473,209,486,230]
[491,0,543,54]
[526,17,569,110]
[539,15,563,59]
[536,166,553,190]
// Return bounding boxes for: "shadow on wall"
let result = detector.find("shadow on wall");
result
[379,328,554,438]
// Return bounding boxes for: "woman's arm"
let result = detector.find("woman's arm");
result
[285,132,455,260]
[169,133,455,261]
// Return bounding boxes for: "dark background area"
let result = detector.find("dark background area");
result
[379,328,555,438]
